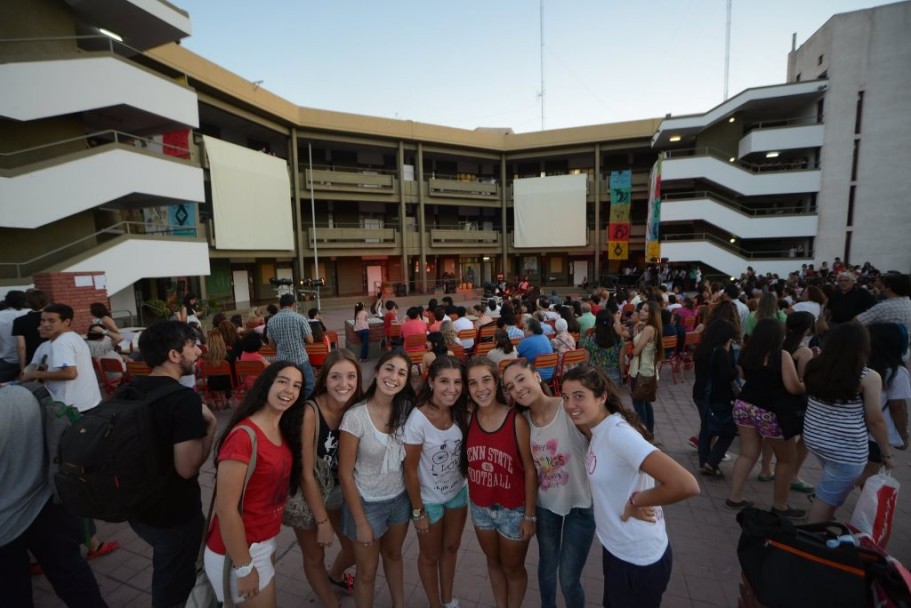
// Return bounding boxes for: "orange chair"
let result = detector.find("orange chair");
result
[404,333,427,352]
[457,329,476,353]
[306,342,330,372]
[235,359,267,395]
[498,357,525,378]
[125,360,152,381]
[406,348,428,376]
[682,315,696,332]
[533,353,561,395]
[98,358,126,396]
[198,360,235,408]
[478,325,497,343]
[449,343,466,362]
[569,332,580,346]
[385,323,402,351]
[556,349,587,387]
[678,332,702,379]
[510,337,522,347]
[658,336,682,384]
[325,330,339,350]
[475,341,495,357]
[91,357,106,390]
[260,344,277,359]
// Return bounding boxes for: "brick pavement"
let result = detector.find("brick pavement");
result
[32,297,911,607]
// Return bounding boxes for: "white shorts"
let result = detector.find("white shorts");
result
[203,537,277,603]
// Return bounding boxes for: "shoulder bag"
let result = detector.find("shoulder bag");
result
[283,401,334,526]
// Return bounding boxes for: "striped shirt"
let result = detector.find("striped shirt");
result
[803,368,870,465]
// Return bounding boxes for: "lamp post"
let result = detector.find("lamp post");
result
[308,142,321,310]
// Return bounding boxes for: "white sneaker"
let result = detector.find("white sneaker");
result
[442,600,460,608]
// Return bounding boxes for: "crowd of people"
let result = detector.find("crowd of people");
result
[1,255,908,607]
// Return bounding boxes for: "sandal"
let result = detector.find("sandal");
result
[771,505,807,520]
[725,499,755,510]
[790,480,815,493]
[329,571,354,594]
[757,474,775,482]
[86,540,120,560]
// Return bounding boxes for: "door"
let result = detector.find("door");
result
[232,270,251,307]
[573,260,588,287]
[366,265,383,296]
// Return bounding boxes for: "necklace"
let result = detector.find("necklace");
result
[367,399,392,429]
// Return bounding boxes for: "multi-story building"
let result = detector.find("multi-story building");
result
[653,0,911,278]
[2,1,908,322]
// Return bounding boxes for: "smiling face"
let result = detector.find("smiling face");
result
[467,365,497,408]
[502,365,543,407]
[374,355,410,398]
[561,379,607,427]
[430,367,463,408]
[267,366,304,412]
[325,360,360,405]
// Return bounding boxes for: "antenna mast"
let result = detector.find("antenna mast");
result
[539,0,545,130]
[724,0,732,100]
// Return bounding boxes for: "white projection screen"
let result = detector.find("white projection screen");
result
[203,135,294,250]
[513,174,587,248]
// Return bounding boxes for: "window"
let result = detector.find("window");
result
[854,91,864,135]
[817,54,824,66]
[795,72,801,82]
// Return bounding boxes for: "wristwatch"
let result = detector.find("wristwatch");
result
[233,561,255,577]
[411,507,425,521]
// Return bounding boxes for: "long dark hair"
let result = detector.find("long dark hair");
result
[739,318,785,371]
[363,350,416,432]
[804,321,870,402]
[427,331,448,356]
[416,355,468,476]
[706,300,741,337]
[593,309,621,348]
[868,323,906,391]
[695,319,736,361]
[783,311,815,354]
[213,361,307,491]
[493,329,514,354]
[562,365,652,441]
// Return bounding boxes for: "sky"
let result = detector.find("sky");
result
[173,0,887,133]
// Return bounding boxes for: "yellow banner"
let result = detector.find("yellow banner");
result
[646,241,661,261]
[607,241,629,260]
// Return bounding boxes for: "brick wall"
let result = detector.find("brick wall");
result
[33,271,109,335]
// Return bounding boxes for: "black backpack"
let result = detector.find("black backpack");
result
[55,381,187,522]
[19,382,81,504]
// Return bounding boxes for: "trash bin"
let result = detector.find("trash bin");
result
[395,282,406,297]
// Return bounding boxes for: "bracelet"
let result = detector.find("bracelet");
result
[629,491,639,507]
[315,517,329,525]
[523,514,537,522]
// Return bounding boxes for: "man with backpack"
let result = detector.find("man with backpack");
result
[0,384,106,607]
[127,321,217,608]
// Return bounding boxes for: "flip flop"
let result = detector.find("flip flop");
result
[86,540,120,560]
[329,571,354,594]
[790,480,815,493]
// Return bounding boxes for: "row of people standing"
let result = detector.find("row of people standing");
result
[205,347,699,608]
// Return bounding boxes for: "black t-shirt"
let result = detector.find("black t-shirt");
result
[11,311,45,365]
[829,288,875,324]
[129,376,208,528]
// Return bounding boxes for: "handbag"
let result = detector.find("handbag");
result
[736,507,888,608]
[185,426,258,608]
[631,373,657,402]
[283,401,334,527]
[850,469,900,548]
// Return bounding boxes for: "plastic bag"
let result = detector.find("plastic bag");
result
[850,470,900,548]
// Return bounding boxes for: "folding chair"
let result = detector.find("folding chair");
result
[533,353,560,395]
[556,349,587,387]
[449,343,466,362]
[457,329,476,354]
[678,332,702,380]
[475,341,495,357]
[658,336,682,384]
[125,360,152,381]
[406,348,428,376]
[385,323,402,351]
[305,342,330,373]
[198,360,235,409]
[682,315,696,332]
[260,344,277,360]
[325,330,339,350]
[498,357,525,378]
[404,333,427,352]
[478,325,497,343]
[235,360,267,396]
[98,357,126,396]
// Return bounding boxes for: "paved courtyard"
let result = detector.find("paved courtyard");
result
[31,294,911,607]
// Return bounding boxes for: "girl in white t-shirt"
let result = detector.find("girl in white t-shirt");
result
[338,351,416,607]
[561,365,700,608]
[404,355,469,608]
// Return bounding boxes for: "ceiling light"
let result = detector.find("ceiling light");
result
[766,151,780,158]
[729,237,737,243]
[669,135,682,142]
[730,276,736,281]
[728,117,736,123]
[99,27,123,42]
[729,157,736,163]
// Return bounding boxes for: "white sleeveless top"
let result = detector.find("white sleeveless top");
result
[525,405,592,515]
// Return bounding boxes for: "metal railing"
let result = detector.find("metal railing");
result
[743,115,822,134]
[661,191,816,216]
[0,129,192,165]
[661,232,813,259]
[663,146,820,173]
[0,34,148,60]
[301,163,397,176]
[0,221,198,280]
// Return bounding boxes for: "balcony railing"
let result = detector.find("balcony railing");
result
[743,115,822,134]
[0,34,148,61]
[303,165,396,194]
[430,228,500,246]
[306,225,397,248]
[661,232,813,259]
[428,177,499,199]
[661,191,816,216]
[0,221,198,279]
[664,147,820,173]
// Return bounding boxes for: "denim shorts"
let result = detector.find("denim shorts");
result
[342,491,410,540]
[425,485,468,525]
[470,501,526,541]
[813,454,866,507]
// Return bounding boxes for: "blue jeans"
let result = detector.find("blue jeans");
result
[535,505,595,608]
[301,361,315,400]
[129,509,204,608]
[630,377,655,435]
[357,329,370,360]
[698,404,737,469]
[0,498,106,608]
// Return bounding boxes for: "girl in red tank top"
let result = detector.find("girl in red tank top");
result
[465,357,537,608]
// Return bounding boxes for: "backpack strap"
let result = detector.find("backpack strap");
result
[221,425,258,608]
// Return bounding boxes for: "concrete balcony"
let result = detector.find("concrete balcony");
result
[1,133,203,229]
[427,177,499,201]
[738,122,824,159]
[661,234,810,278]
[662,151,821,196]
[306,226,398,249]
[661,192,818,238]
[303,167,397,197]
[0,54,199,132]
[63,0,192,50]
[429,229,500,247]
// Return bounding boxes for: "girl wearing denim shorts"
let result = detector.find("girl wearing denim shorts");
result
[404,355,470,608]
[465,357,537,608]
[803,322,895,523]
[338,351,416,607]
[502,358,595,608]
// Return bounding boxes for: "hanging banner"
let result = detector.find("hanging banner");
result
[645,157,662,262]
[607,170,632,260]
[168,203,197,237]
